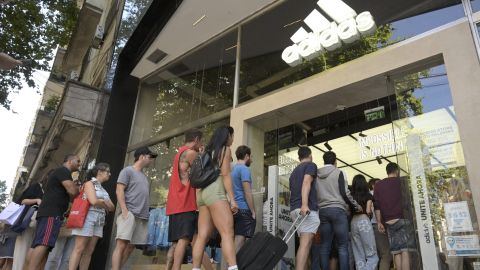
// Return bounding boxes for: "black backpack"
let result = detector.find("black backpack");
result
[189,150,222,189]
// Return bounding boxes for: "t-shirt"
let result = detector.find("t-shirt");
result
[16,183,44,205]
[117,166,150,219]
[289,161,318,212]
[231,164,252,210]
[374,177,404,222]
[37,167,73,218]
[353,193,374,216]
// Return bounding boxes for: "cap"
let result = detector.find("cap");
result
[134,147,158,159]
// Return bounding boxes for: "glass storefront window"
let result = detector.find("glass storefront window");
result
[391,65,480,269]
[263,63,480,269]
[472,0,480,13]
[129,30,237,144]
[110,118,230,268]
[239,0,463,104]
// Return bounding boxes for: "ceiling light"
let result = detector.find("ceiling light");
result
[193,14,206,26]
[359,131,367,137]
[376,156,382,164]
[324,141,332,151]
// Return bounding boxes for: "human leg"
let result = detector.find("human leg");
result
[331,208,350,270]
[68,236,89,270]
[297,233,315,270]
[165,244,175,270]
[111,239,129,270]
[373,224,392,270]
[350,217,366,270]
[172,238,190,270]
[209,200,236,268]
[357,217,378,270]
[318,209,334,270]
[79,236,99,270]
[27,246,49,270]
[192,206,214,268]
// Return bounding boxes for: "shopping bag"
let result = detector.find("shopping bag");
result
[0,202,25,225]
[11,205,37,233]
[65,189,90,228]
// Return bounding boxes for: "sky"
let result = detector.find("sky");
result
[0,70,48,193]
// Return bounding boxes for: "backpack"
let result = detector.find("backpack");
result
[189,148,224,189]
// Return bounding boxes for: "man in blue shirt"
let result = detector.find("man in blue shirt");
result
[231,145,256,251]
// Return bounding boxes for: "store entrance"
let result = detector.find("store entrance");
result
[262,63,480,270]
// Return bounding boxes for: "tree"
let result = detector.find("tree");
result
[0,0,79,109]
[0,180,9,211]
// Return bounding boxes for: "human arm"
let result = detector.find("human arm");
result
[116,183,128,219]
[366,200,373,216]
[221,147,238,213]
[84,181,108,209]
[375,209,385,233]
[301,174,314,215]
[103,196,115,212]
[242,181,256,219]
[180,149,198,185]
[21,198,42,206]
[338,172,362,212]
[61,180,79,198]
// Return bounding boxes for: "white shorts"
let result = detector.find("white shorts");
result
[290,209,320,235]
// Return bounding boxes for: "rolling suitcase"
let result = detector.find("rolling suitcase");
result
[237,211,310,270]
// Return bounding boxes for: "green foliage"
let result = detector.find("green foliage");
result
[0,180,9,211]
[0,0,79,109]
[44,95,61,113]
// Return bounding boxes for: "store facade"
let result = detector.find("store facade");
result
[92,0,480,269]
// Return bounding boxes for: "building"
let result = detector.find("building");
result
[11,0,123,224]
[97,0,480,269]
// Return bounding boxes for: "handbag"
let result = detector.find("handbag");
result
[0,202,25,225]
[11,205,37,233]
[65,187,90,228]
[189,147,225,189]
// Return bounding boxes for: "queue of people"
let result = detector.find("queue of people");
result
[290,147,415,270]
[1,126,415,270]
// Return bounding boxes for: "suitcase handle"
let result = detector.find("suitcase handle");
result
[282,210,310,243]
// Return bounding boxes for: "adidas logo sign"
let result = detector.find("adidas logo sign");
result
[281,0,377,66]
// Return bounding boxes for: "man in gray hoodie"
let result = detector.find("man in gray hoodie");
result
[316,151,361,270]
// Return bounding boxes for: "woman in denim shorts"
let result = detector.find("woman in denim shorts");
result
[68,163,115,270]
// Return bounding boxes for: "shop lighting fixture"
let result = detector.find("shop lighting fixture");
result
[283,19,303,28]
[324,141,332,150]
[193,14,206,26]
[359,131,367,137]
[376,156,382,164]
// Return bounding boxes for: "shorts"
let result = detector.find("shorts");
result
[290,209,320,235]
[196,176,227,207]
[234,209,256,238]
[386,219,416,254]
[72,211,105,238]
[116,211,148,245]
[31,216,63,251]
[168,211,197,242]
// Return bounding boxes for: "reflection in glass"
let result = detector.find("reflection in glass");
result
[130,31,237,144]
[239,0,463,103]
[393,65,480,269]
[472,0,480,13]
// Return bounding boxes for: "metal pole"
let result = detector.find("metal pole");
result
[462,0,480,64]
[233,26,241,108]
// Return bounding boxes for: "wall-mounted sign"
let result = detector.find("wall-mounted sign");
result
[364,106,385,122]
[445,235,480,257]
[444,201,473,233]
[282,0,377,66]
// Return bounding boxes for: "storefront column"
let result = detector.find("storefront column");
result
[442,31,480,224]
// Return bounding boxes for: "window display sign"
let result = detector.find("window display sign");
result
[445,235,480,257]
[444,201,474,232]
[406,134,439,269]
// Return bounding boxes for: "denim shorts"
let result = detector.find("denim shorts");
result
[386,219,416,254]
[72,211,105,238]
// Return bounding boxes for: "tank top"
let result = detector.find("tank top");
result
[89,178,110,215]
[166,145,197,215]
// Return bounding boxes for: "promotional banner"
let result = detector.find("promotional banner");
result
[406,134,439,269]
[445,235,480,257]
[444,201,473,233]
